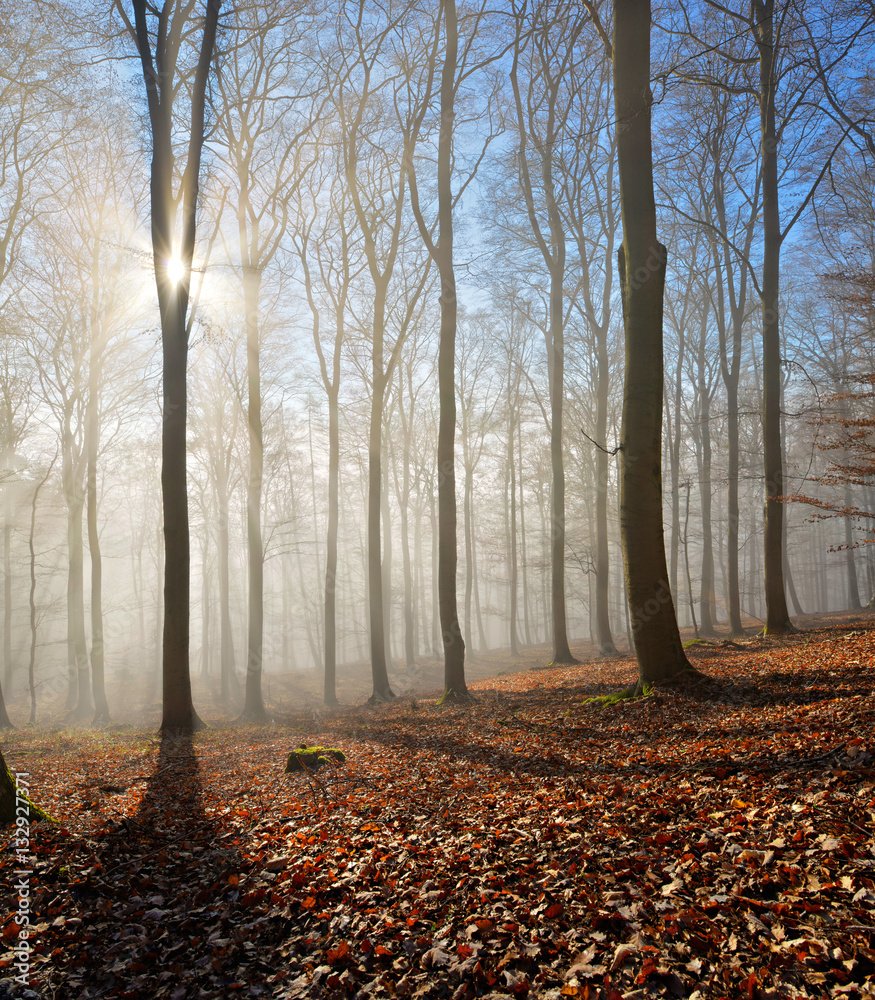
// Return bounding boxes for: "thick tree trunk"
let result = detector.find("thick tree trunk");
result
[614,0,691,687]
[132,0,220,730]
[753,0,792,635]
[159,311,202,729]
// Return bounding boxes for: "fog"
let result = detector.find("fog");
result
[1,0,872,727]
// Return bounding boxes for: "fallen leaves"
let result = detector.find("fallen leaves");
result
[0,617,874,998]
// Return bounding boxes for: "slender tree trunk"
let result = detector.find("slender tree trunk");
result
[367,283,394,698]
[698,386,716,635]
[381,453,394,669]
[26,463,52,726]
[324,386,340,704]
[725,372,743,632]
[668,332,684,601]
[683,481,698,638]
[3,519,10,698]
[507,431,520,657]
[200,530,210,676]
[464,462,474,650]
[153,516,162,700]
[519,420,533,646]
[845,502,861,609]
[87,268,110,726]
[241,266,267,721]
[595,351,617,654]
[63,428,92,720]
[399,435,415,669]
[217,465,235,705]
[613,0,691,687]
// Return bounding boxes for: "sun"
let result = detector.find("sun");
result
[167,251,185,285]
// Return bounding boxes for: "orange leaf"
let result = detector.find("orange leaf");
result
[301,896,317,909]
[327,940,349,963]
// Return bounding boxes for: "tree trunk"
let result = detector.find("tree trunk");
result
[519,419,533,646]
[507,429,520,658]
[367,286,394,698]
[63,430,92,721]
[432,0,468,700]
[594,348,617,654]
[725,371,743,632]
[131,0,220,729]
[845,504,861,609]
[241,265,267,721]
[87,260,110,726]
[324,385,340,704]
[753,0,792,635]
[698,358,716,636]
[3,520,10,698]
[613,0,691,687]
[0,748,54,825]
[217,462,235,706]
[399,422,415,670]
[200,531,210,676]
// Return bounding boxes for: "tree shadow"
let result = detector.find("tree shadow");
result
[75,730,255,997]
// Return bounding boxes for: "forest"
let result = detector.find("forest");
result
[1,0,874,998]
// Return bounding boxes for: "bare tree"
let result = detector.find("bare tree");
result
[117,0,222,729]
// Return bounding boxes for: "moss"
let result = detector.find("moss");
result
[1,753,56,826]
[284,744,346,774]
[581,682,652,708]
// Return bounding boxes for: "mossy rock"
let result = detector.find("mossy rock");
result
[284,744,346,774]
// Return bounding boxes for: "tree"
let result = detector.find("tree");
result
[508,1,585,665]
[405,0,486,701]
[211,0,320,721]
[329,0,434,701]
[606,0,691,686]
[118,0,222,730]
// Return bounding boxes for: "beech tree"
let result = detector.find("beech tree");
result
[211,0,320,721]
[117,0,222,730]
[328,0,434,701]
[602,0,691,685]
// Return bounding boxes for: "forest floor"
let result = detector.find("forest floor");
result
[1,611,874,1000]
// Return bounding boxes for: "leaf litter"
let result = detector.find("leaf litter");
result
[1,618,874,1000]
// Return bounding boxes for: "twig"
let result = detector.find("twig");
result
[580,428,622,455]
